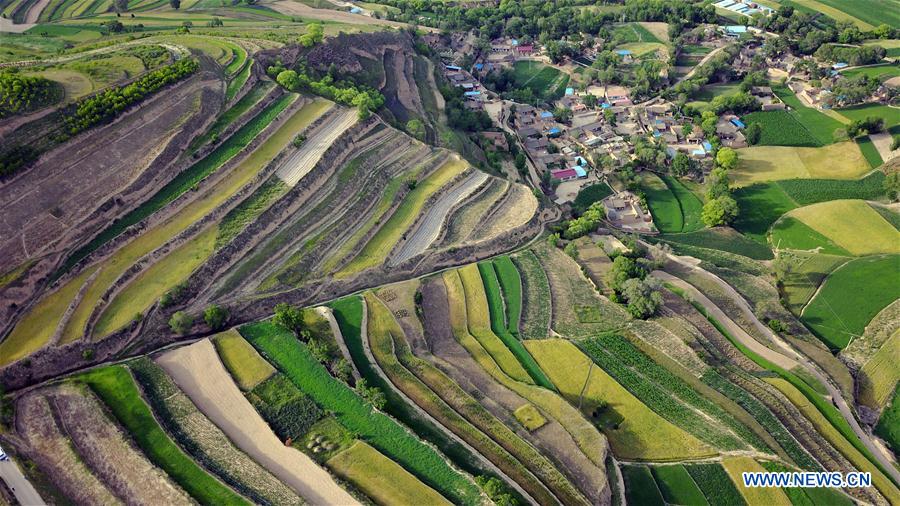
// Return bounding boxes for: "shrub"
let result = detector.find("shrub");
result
[168,311,193,335]
[249,374,322,442]
[204,304,229,331]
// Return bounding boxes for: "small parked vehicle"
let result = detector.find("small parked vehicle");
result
[0,444,8,461]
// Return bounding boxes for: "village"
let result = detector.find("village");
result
[421,9,899,233]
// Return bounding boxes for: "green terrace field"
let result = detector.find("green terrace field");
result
[840,63,900,81]
[78,366,247,505]
[660,228,774,260]
[510,60,570,101]
[801,255,900,349]
[772,84,844,146]
[876,386,900,455]
[857,135,884,169]
[775,200,900,256]
[639,173,703,234]
[732,172,888,244]
[240,320,480,505]
[837,102,900,131]
[807,0,899,32]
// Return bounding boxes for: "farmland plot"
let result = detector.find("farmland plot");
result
[732,143,869,187]
[778,200,900,256]
[513,250,552,340]
[526,339,715,461]
[650,464,709,506]
[157,338,358,505]
[129,358,302,506]
[685,463,746,506]
[721,457,791,506]
[14,389,122,505]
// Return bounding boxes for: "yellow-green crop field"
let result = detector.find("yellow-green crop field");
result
[732,143,870,187]
[785,200,900,256]
[525,339,715,461]
[213,328,275,391]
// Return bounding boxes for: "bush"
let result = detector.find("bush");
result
[0,70,59,118]
[169,311,193,335]
[204,304,229,331]
[249,374,322,442]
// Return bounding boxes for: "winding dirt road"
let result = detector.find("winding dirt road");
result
[652,257,900,485]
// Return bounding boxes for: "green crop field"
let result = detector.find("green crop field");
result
[78,366,247,505]
[802,255,900,349]
[640,173,682,233]
[685,463,746,506]
[784,200,900,256]
[732,183,798,243]
[492,256,523,337]
[622,465,665,505]
[760,461,854,506]
[858,331,900,409]
[776,171,886,205]
[510,60,569,100]
[838,102,900,130]
[572,182,613,214]
[240,320,480,505]
[841,63,900,81]
[857,135,884,169]
[876,386,900,455]
[781,253,850,312]
[772,85,844,146]
[660,228,774,260]
[651,465,709,506]
[742,110,820,147]
[770,216,852,255]
[662,175,704,232]
[478,262,554,389]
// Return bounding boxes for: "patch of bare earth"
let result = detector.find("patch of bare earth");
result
[441,179,510,245]
[14,388,121,505]
[471,183,538,241]
[417,277,609,504]
[156,339,359,506]
[47,383,191,504]
[0,75,220,271]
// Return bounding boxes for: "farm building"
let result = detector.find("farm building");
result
[602,191,654,232]
[551,167,587,181]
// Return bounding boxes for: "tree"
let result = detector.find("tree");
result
[169,311,193,335]
[299,23,324,47]
[406,118,426,141]
[553,106,572,124]
[606,255,645,293]
[621,277,663,319]
[716,147,738,170]
[583,94,598,109]
[891,135,900,151]
[671,152,692,176]
[701,195,739,227]
[356,378,386,410]
[603,108,616,125]
[276,70,300,91]
[745,122,762,145]
[332,358,352,383]
[203,304,229,330]
[273,303,304,334]
[169,0,180,8]
[884,172,900,201]
[705,167,731,200]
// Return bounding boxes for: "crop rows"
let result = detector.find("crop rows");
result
[365,293,584,506]
[776,171,886,205]
[78,365,247,505]
[129,358,302,506]
[580,334,761,451]
[512,251,552,340]
[701,369,819,470]
[650,464,708,506]
[249,374,323,442]
[478,262,555,389]
[492,256,522,337]
[241,320,481,505]
[684,463,745,506]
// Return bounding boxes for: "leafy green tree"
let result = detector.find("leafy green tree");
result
[273,303,304,334]
[671,152,692,176]
[203,304,229,331]
[716,147,738,170]
[169,311,194,335]
[884,172,900,202]
[705,167,731,200]
[621,277,663,319]
[606,255,645,293]
[276,70,300,91]
[701,195,739,227]
[406,118,426,141]
[299,23,324,47]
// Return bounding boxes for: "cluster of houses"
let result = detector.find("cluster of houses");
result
[443,64,487,110]
[713,0,775,18]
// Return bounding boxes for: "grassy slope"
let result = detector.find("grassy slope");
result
[782,200,900,256]
[213,328,275,391]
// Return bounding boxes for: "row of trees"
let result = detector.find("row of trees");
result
[700,148,739,228]
[275,67,384,120]
[64,57,198,135]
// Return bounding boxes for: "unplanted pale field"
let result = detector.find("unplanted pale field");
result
[327,441,450,506]
[526,339,715,461]
[157,339,359,505]
[786,200,900,256]
[732,143,870,187]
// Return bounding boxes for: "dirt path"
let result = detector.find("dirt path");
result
[315,306,361,381]
[390,170,489,266]
[653,261,900,484]
[275,107,356,186]
[24,0,51,24]
[870,132,899,163]
[0,18,35,33]
[156,339,360,506]
[678,45,727,82]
